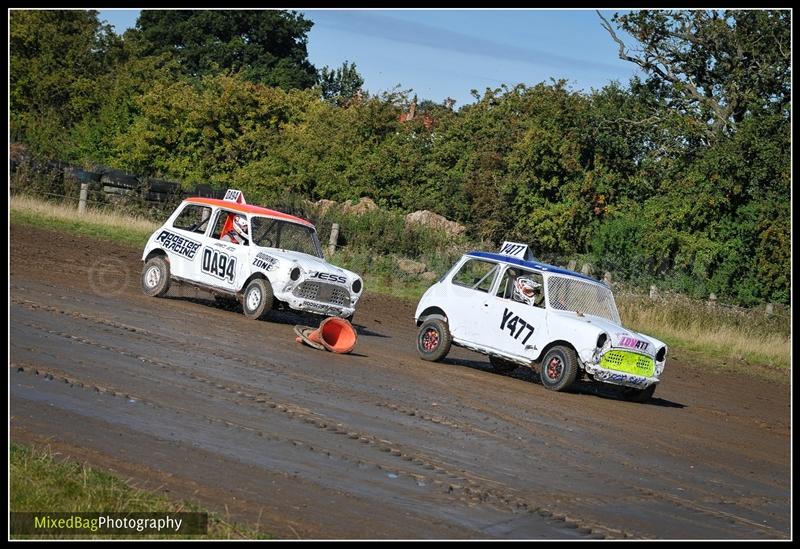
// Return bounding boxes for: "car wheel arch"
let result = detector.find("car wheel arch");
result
[536,340,581,368]
[416,306,448,326]
[144,248,169,263]
[240,271,270,294]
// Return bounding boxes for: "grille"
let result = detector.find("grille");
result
[294,281,350,306]
[600,350,654,376]
[547,276,620,324]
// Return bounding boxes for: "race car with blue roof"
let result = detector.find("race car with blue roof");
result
[141,189,363,321]
[413,241,667,402]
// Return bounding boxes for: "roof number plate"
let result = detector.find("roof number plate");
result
[223,189,246,204]
[499,241,533,260]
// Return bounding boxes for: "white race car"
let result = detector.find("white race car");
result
[414,242,667,402]
[141,189,363,320]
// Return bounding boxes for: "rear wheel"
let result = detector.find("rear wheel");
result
[489,355,518,373]
[620,384,657,403]
[242,278,274,320]
[416,318,452,362]
[539,345,578,392]
[141,256,170,297]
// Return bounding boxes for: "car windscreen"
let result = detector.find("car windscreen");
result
[250,217,322,258]
[547,276,621,324]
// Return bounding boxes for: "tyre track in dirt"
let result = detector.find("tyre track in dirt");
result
[15,290,786,537]
[10,225,790,539]
[10,298,616,539]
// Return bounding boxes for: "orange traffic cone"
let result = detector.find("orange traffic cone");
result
[294,317,357,354]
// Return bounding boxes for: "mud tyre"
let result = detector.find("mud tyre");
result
[242,278,274,320]
[620,383,657,403]
[141,256,170,297]
[417,318,452,362]
[540,345,578,392]
[489,355,518,373]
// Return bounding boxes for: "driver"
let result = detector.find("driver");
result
[513,276,544,307]
[221,214,249,245]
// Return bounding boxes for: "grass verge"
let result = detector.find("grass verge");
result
[10,194,156,248]
[10,195,789,374]
[10,443,271,539]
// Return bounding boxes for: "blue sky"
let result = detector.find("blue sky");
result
[98,8,642,108]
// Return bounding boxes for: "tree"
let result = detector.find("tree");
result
[10,10,121,157]
[318,61,364,106]
[598,10,790,141]
[135,10,317,89]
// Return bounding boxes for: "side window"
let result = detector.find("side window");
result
[452,259,498,293]
[498,267,545,308]
[172,205,212,235]
[211,210,249,246]
[211,211,229,240]
[496,268,518,299]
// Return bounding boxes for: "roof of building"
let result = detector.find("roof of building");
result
[184,197,315,228]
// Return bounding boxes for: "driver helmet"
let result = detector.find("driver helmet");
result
[232,214,249,240]
[513,276,541,305]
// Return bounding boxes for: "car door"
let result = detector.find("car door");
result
[196,209,250,292]
[445,258,501,343]
[473,266,547,361]
[162,203,213,280]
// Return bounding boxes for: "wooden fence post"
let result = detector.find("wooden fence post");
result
[328,223,340,257]
[78,182,88,214]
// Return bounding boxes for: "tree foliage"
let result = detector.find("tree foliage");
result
[9,9,790,306]
[318,61,365,105]
[10,10,121,157]
[135,10,317,89]
[599,9,790,140]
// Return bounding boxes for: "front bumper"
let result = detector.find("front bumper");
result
[584,348,661,389]
[276,279,358,317]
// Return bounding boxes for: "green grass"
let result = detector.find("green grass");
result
[616,292,790,373]
[10,443,271,539]
[11,195,155,247]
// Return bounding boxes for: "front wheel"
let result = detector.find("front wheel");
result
[620,383,657,403]
[416,318,452,362]
[141,256,170,297]
[539,345,578,392]
[242,278,274,320]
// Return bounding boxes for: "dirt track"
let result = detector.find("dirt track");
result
[10,225,791,539]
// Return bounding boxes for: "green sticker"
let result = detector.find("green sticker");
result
[600,350,654,377]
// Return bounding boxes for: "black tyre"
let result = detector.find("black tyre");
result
[416,318,452,362]
[489,355,518,373]
[620,383,657,403]
[141,256,170,297]
[242,278,274,320]
[539,345,579,392]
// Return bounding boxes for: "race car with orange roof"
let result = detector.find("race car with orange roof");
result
[141,189,363,320]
